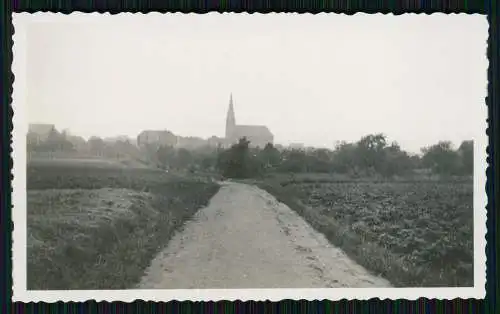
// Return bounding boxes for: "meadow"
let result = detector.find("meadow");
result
[256,177,474,287]
[27,160,220,289]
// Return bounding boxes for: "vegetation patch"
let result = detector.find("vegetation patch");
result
[224,135,474,287]
[27,128,474,289]
[255,179,473,287]
[27,164,220,289]
[27,162,214,190]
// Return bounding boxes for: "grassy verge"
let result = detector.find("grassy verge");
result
[27,163,220,289]
[252,178,473,287]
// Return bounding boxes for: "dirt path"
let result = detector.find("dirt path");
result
[138,182,391,289]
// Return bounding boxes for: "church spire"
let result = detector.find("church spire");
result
[226,93,236,139]
[228,92,235,115]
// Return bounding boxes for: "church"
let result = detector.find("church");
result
[225,93,274,148]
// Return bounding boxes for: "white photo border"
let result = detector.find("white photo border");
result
[11,12,488,302]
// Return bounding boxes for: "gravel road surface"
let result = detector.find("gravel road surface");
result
[138,182,391,288]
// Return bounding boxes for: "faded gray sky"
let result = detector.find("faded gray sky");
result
[21,13,487,153]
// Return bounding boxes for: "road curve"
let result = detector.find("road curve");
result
[138,182,391,289]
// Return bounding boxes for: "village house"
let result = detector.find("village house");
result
[207,136,225,148]
[289,143,305,150]
[137,130,178,147]
[104,135,135,145]
[175,136,207,150]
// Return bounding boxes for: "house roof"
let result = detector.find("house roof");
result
[233,125,273,138]
[104,135,133,143]
[29,124,54,135]
[139,130,176,136]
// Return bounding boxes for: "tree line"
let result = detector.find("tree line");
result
[149,133,472,179]
[27,128,473,179]
[214,134,473,179]
[27,129,141,160]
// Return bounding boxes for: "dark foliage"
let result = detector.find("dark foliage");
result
[216,137,264,178]
[215,134,474,179]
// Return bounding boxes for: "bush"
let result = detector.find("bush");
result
[216,137,263,178]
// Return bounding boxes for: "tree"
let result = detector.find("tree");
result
[176,148,193,169]
[277,149,309,172]
[88,136,105,156]
[37,128,75,153]
[27,132,41,152]
[312,148,332,162]
[358,134,387,151]
[216,137,259,178]
[331,141,358,174]
[380,141,413,177]
[258,143,281,169]
[156,145,176,169]
[191,146,219,171]
[421,141,461,175]
[117,140,140,159]
[409,154,422,169]
[356,133,388,173]
[200,155,217,170]
[458,140,473,175]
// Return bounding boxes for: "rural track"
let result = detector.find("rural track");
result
[138,181,391,289]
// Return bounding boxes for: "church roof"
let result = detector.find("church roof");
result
[234,125,273,138]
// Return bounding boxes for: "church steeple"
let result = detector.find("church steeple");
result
[226,93,236,138]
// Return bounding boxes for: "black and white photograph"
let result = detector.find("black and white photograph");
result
[12,13,487,301]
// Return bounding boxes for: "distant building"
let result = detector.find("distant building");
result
[274,143,286,151]
[207,136,225,148]
[66,135,87,151]
[176,136,207,150]
[289,143,305,150]
[104,135,134,144]
[137,130,178,147]
[28,123,56,145]
[225,93,273,148]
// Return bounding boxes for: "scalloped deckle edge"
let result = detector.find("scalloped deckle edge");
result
[11,12,488,302]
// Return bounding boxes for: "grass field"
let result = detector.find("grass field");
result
[27,161,220,290]
[28,154,151,170]
[256,176,473,287]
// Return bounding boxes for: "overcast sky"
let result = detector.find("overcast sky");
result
[18,13,487,153]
